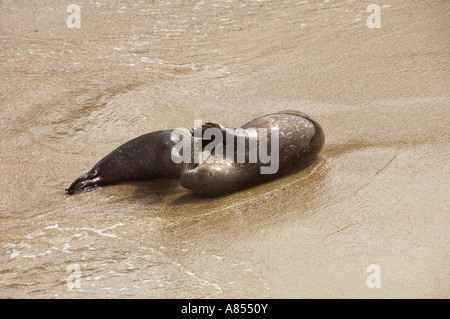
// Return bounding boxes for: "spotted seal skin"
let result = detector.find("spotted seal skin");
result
[66,129,195,195]
[180,110,325,197]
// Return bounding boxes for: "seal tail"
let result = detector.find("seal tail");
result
[65,168,101,195]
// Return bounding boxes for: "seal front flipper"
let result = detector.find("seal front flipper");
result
[202,122,225,133]
[201,122,248,147]
[198,122,226,149]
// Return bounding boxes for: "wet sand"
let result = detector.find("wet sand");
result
[0,0,449,298]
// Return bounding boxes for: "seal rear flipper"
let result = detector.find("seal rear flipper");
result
[66,168,101,195]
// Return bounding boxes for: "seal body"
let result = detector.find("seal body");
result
[66,129,194,194]
[180,110,325,197]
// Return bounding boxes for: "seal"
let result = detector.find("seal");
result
[66,128,195,195]
[180,110,325,197]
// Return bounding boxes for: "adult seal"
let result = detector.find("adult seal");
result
[180,110,325,197]
[66,129,195,195]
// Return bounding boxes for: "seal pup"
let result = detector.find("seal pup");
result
[180,110,325,197]
[66,129,195,195]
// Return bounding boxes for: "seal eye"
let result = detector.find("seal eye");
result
[209,172,212,176]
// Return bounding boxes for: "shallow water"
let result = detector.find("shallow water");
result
[1,0,449,298]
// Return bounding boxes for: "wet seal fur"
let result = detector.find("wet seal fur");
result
[180,110,325,197]
[66,129,195,195]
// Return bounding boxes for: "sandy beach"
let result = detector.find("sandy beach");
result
[0,0,449,298]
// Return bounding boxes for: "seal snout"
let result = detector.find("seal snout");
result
[180,169,211,196]
[180,170,197,191]
[181,167,227,197]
